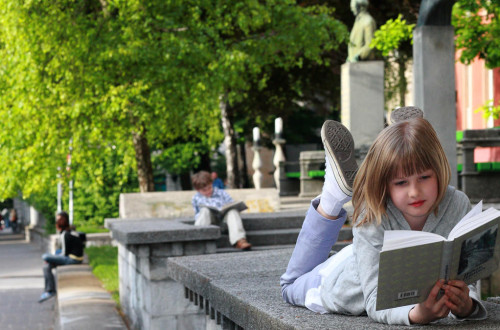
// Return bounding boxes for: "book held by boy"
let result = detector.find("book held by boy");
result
[376,202,500,311]
[200,201,248,220]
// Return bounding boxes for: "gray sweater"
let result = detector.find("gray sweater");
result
[320,186,487,325]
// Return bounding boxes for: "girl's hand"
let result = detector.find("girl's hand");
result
[443,280,475,318]
[409,280,450,324]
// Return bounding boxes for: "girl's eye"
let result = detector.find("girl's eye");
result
[420,175,431,180]
[394,180,406,186]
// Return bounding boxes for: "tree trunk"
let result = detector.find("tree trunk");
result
[132,127,155,192]
[237,142,249,188]
[220,96,240,188]
[397,55,408,107]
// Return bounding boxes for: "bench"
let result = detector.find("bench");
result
[119,188,280,219]
[56,264,127,330]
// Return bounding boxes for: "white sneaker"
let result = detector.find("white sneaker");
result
[321,120,358,197]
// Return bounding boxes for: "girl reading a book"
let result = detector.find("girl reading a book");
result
[281,107,487,325]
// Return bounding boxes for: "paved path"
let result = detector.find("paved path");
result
[0,228,56,329]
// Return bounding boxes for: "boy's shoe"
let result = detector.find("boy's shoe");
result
[38,291,56,303]
[388,106,424,125]
[234,238,252,251]
[321,120,358,197]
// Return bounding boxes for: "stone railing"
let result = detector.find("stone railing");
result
[460,128,500,203]
[106,218,220,329]
[167,248,500,329]
[107,213,500,329]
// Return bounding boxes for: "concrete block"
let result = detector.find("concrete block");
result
[183,241,209,256]
[142,279,200,317]
[146,257,170,281]
[150,242,184,257]
[206,241,217,254]
[177,313,206,330]
[138,256,151,279]
[149,315,176,330]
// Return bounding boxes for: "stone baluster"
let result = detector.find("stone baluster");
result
[252,127,262,189]
[273,117,286,190]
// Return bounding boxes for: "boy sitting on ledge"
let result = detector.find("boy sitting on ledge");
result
[191,171,252,250]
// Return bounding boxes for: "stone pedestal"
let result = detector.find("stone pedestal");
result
[413,26,457,187]
[299,151,325,198]
[107,219,220,330]
[460,129,500,203]
[252,146,263,189]
[341,61,385,149]
[273,138,286,191]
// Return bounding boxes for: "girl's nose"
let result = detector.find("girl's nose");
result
[408,182,419,197]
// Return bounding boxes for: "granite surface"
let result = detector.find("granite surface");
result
[107,218,221,245]
[167,248,500,329]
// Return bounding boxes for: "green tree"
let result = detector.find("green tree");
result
[370,14,415,108]
[0,1,349,219]
[453,0,500,69]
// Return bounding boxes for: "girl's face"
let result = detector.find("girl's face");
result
[388,169,438,229]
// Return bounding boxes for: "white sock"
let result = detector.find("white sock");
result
[320,155,352,217]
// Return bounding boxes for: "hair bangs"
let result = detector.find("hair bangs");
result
[388,141,434,180]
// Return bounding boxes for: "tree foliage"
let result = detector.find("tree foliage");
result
[370,15,414,57]
[0,1,348,220]
[453,0,500,69]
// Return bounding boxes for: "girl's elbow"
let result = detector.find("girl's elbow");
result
[280,282,294,304]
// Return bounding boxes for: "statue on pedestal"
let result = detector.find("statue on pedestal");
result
[346,0,376,63]
[417,0,456,26]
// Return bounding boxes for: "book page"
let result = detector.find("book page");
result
[382,230,445,251]
[448,207,500,240]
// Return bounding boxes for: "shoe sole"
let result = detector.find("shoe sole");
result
[389,106,424,125]
[321,120,358,197]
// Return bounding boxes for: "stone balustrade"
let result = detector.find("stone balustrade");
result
[460,129,500,203]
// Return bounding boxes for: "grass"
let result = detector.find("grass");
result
[77,225,109,234]
[85,245,119,305]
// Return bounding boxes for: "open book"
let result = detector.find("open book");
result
[200,201,248,220]
[376,202,500,311]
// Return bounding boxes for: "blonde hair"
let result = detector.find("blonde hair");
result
[352,118,450,226]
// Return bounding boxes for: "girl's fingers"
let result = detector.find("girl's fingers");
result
[447,280,468,290]
[428,280,445,302]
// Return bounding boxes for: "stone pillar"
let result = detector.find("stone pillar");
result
[341,61,385,149]
[252,146,263,189]
[299,151,325,198]
[108,219,220,330]
[413,26,457,187]
[273,138,286,191]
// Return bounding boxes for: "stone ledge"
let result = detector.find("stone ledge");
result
[56,264,127,330]
[119,188,280,219]
[167,248,500,329]
[106,218,220,245]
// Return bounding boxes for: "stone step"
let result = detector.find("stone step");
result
[216,240,352,254]
[216,227,353,248]
[180,211,307,231]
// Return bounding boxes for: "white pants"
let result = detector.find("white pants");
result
[194,208,246,245]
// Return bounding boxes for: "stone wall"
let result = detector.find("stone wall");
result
[119,188,280,219]
[107,218,220,329]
